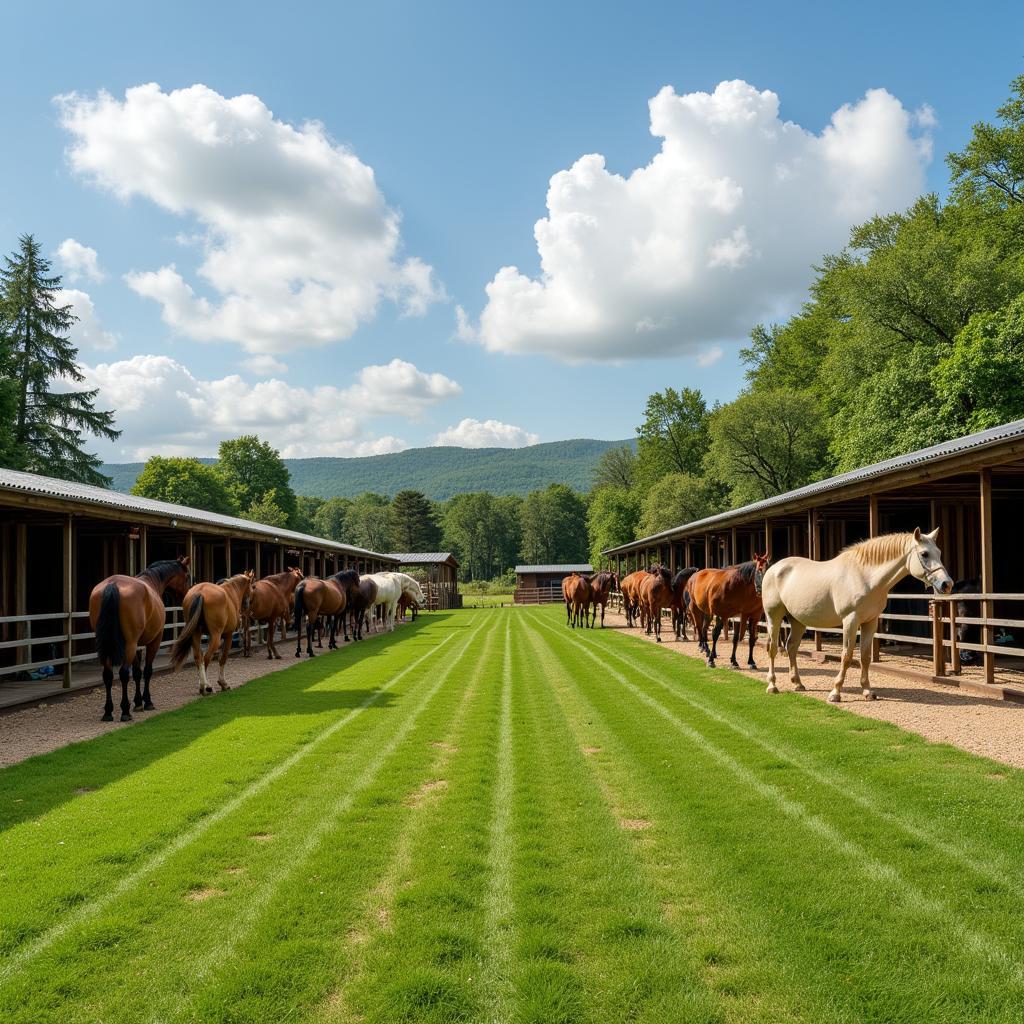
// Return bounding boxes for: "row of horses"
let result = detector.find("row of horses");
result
[613,528,956,703]
[88,557,425,722]
[561,571,617,628]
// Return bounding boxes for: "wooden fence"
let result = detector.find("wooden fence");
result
[513,586,564,605]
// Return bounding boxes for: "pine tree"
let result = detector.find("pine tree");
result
[0,235,119,484]
[388,489,441,551]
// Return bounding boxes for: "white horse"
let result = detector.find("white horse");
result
[762,528,953,702]
[363,572,403,633]
[389,572,427,613]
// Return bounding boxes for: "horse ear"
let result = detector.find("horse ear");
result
[913,527,922,541]
[179,555,191,567]
[927,527,939,541]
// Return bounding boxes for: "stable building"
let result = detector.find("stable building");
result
[386,552,462,610]
[514,564,593,604]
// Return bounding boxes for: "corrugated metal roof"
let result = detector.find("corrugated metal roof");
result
[387,552,460,566]
[0,467,397,561]
[515,564,593,574]
[603,417,1024,555]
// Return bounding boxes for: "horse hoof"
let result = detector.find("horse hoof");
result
[729,661,739,669]
[863,690,877,700]
[143,701,155,711]
[765,683,778,694]
[101,711,114,722]
[133,700,143,710]
[827,691,841,703]
[793,682,806,692]
[656,637,662,643]
[747,662,757,671]
[120,712,132,722]
[205,685,213,694]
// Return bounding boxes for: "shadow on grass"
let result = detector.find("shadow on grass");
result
[0,612,466,833]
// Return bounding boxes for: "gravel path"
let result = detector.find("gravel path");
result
[603,609,1024,769]
[0,623,404,769]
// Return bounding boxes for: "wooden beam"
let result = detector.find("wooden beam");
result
[764,519,772,559]
[980,468,995,685]
[810,509,822,650]
[139,523,148,570]
[731,526,738,566]
[225,537,232,576]
[63,515,73,688]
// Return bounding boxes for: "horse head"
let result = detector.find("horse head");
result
[169,555,192,600]
[752,552,771,595]
[908,527,953,594]
[403,576,427,608]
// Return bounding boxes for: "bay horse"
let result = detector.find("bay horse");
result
[292,569,361,657]
[619,569,653,628]
[762,528,952,701]
[586,571,617,628]
[563,573,592,628]
[687,555,770,669]
[243,567,304,659]
[348,576,378,640]
[670,567,700,641]
[638,565,673,641]
[170,571,255,694]
[89,556,192,722]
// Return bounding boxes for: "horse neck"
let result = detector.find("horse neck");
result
[221,575,251,604]
[137,565,179,597]
[848,545,910,595]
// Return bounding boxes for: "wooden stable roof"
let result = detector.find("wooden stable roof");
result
[387,552,460,568]
[515,564,593,574]
[0,467,398,562]
[603,417,1024,555]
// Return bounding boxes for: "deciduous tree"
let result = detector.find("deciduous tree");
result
[131,456,239,515]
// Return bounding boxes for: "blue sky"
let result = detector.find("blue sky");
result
[2,1,1022,461]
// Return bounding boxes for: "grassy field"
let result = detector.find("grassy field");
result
[1,606,1023,1023]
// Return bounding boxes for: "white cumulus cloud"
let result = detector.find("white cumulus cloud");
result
[82,354,459,460]
[59,289,116,350]
[432,418,539,448]
[58,83,443,354]
[469,80,931,361]
[55,238,106,283]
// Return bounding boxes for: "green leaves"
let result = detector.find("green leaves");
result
[130,456,239,515]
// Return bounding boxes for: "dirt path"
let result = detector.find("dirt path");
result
[0,623,405,769]
[603,609,1024,769]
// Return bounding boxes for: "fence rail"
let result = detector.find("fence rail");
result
[513,586,564,605]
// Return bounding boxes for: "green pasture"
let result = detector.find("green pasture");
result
[1,606,1023,1023]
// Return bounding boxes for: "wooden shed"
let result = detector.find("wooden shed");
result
[514,564,593,604]
[387,553,462,610]
[602,419,1024,696]
[0,467,398,706]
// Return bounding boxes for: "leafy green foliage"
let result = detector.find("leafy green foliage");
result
[0,234,119,484]
[344,491,391,551]
[311,496,353,541]
[441,491,522,581]
[293,494,325,533]
[587,487,640,567]
[635,387,710,486]
[244,487,291,528]
[130,456,239,515]
[637,473,727,538]
[217,435,299,527]
[520,484,588,566]
[592,444,637,491]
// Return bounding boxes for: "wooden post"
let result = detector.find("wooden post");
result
[764,519,772,559]
[731,526,738,566]
[139,524,148,571]
[932,598,944,677]
[187,531,195,575]
[868,495,881,662]
[63,515,73,688]
[15,523,27,645]
[979,468,995,685]
[810,509,822,651]
[225,537,232,576]
[704,534,711,569]
[949,599,961,674]
[255,540,262,577]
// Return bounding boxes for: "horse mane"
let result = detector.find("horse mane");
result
[730,561,757,583]
[672,567,699,588]
[843,533,913,566]
[138,559,187,586]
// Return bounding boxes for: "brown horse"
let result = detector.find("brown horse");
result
[170,571,254,693]
[293,569,361,657]
[89,556,192,722]
[348,575,378,641]
[586,571,618,628]
[686,554,770,669]
[397,591,420,621]
[638,565,673,641]
[564,573,592,628]
[670,567,700,640]
[619,569,652,628]
[243,567,304,659]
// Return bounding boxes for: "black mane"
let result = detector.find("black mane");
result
[138,559,188,585]
[672,567,699,588]
[731,560,757,582]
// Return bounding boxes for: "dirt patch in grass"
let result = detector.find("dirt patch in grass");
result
[250,832,275,843]
[185,886,224,902]
[430,740,457,752]
[620,818,651,831]
[406,779,448,807]
[582,746,601,755]
[74,786,95,794]
[224,866,246,875]
[986,772,1007,781]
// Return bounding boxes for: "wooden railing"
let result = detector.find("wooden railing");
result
[513,586,564,605]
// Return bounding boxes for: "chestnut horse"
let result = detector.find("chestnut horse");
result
[563,573,592,628]
[686,555,770,669]
[293,569,361,657]
[243,567,304,659]
[670,567,700,641]
[586,571,617,628]
[619,569,653,628]
[638,565,673,641]
[170,571,254,694]
[89,556,192,722]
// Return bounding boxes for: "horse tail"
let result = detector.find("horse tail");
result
[293,582,306,633]
[170,595,205,670]
[95,584,125,667]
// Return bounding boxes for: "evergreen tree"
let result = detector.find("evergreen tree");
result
[0,234,119,484]
[388,489,442,551]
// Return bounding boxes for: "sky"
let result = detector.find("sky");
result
[2,0,1022,463]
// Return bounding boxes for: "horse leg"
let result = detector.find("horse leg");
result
[101,662,115,721]
[708,617,723,668]
[746,616,759,670]
[328,615,337,650]
[765,611,782,693]
[654,606,663,643]
[117,664,133,722]
[786,621,807,690]
[859,617,878,699]
[294,606,303,658]
[216,634,231,690]
[131,650,144,709]
[306,617,316,657]
[195,635,212,695]
[728,618,742,668]
[829,614,858,702]
[142,638,160,710]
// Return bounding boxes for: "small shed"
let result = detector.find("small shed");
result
[387,552,462,610]
[514,564,592,604]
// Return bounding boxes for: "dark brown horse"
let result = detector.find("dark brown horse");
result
[639,565,673,641]
[293,569,361,657]
[243,567,304,659]
[686,554,770,669]
[586,571,618,628]
[563,573,592,628]
[670,567,700,640]
[89,556,192,721]
[170,571,255,694]
[348,575,378,641]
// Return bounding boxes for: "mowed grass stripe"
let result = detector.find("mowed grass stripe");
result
[0,616,470,983]
[511,615,726,1023]
[526,609,1024,1020]
[560,612,1024,899]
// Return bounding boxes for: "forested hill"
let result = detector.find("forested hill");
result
[103,438,636,500]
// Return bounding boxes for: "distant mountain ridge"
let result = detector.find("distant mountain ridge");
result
[103,437,636,501]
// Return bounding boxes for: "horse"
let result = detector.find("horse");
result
[670,567,700,641]
[363,572,403,632]
[687,555,770,669]
[563,573,592,628]
[762,528,953,701]
[89,556,192,722]
[397,591,419,621]
[292,569,361,657]
[620,568,655,628]
[639,565,674,641]
[586,571,617,628]
[243,567,304,659]
[169,571,255,694]
[388,572,427,618]
[348,576,378,640]
[952,577,982,665]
